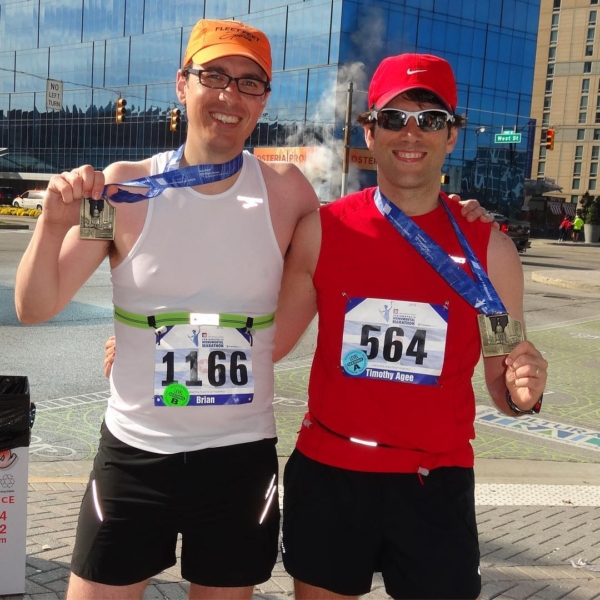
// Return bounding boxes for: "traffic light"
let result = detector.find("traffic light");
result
[440,174,450,185]
[545,128,555,150]
[170,108,181,132]
[116,97,127,124]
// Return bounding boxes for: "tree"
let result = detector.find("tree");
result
[586,196,600,225]
[579,191,594,222]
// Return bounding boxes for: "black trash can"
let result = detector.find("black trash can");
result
[0,375,32,595]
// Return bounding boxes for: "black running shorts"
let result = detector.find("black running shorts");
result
[71,423,280,587]
[282,450,481,599]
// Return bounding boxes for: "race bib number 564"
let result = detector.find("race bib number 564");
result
[341,298,448,386]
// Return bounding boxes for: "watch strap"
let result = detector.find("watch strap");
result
[506,390,543,415]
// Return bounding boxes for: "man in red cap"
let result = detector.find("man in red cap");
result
[275,53,547,599]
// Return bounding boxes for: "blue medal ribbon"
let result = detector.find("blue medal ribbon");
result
[104,144,244,203]
[373,188,506,316]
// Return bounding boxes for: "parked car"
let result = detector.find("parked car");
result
[12,190,45,210]
[0,186,17,206]
[489,212,531,253]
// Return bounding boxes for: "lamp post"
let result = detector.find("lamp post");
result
[340,81,354,197]
[474,127,488,205]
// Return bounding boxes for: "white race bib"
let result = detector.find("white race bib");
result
[341,298,448,386]
[154,325,253,407]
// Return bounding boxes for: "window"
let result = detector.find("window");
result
[576,145,584,159]
[571,196,579,204]
[591,10,597,24]
[552,13,560,27]
[539,147,547,159]
[550,30,559,44]
[592,145,600,158]
[590,179,597,190]
[587,28,595,42]
[554,0,561,8]
[596,96,600,108]
[547,64,555,77]
[546,80,554,94]
[591,162,599,175]
[583,79,591,93]
[549,47,557,61]
[580,111,588,123]
[578,129,586,140]
[594,129,600,139]
[543,113,551,126]
[586,45,594,56]
[581,96,589,109]
[538,162,545,176]
[592,0,598,6]
[544,97,552,110]
[572,179,581,189]
[574,163,582,176]
[585,62,593,73]
[595,112,600,123]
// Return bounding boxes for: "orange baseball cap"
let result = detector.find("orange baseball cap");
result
[183,19,272,80]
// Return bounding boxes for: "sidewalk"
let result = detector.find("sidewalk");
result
[2,458,598,600]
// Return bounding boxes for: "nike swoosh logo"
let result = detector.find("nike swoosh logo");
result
[407,69,427,75]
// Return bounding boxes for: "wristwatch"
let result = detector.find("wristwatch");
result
[506,390,543,415]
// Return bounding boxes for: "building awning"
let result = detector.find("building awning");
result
[563,203,576,216]
[548,201,563,215]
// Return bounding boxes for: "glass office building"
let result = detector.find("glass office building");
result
[0,0,540,209]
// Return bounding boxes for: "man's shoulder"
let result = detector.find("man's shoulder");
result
[104,156,153,183]
[257,158,320,213]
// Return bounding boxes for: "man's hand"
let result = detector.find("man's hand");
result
[448,194,498,227]
[104,336,116,378]
[43,166,107,231]
[504,341,548,411]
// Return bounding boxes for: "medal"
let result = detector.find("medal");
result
[80,196,115,240]
[80,145,243,241]
[373,190,527,358]
[477,313,525,357]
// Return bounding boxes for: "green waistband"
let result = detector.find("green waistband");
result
[114,306,274,330]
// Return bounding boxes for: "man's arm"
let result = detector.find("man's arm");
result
[483,228,547,414]
[273,209,321,362]
[15,166,109,324]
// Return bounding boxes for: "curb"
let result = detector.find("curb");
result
[531,271,600,293]
[0,222,29,230]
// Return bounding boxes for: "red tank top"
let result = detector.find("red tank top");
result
[296,188,492,473]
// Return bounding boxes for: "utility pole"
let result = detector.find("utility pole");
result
[340,81,353,197]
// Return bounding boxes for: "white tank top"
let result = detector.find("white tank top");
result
[105,151,282,453]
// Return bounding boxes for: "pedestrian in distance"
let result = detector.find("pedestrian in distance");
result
[18,18,490,599]
[572,213,584,242]
[273,53,548,600]
[558,216,571,242]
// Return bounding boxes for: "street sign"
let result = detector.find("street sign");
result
[494,132,521,144]
[46,79,63,111]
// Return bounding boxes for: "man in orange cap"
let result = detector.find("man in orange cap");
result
[16,17,320,600]
[274,53,547,599]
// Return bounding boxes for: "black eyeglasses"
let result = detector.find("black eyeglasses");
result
[369,108,454,132]
[185,68,271,96]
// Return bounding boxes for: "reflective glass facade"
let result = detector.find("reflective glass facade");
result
[0,0,539,210]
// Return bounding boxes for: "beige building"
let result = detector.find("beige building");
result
[532,0,600,207]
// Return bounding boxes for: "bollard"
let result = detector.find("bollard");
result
[0,376,33,595]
